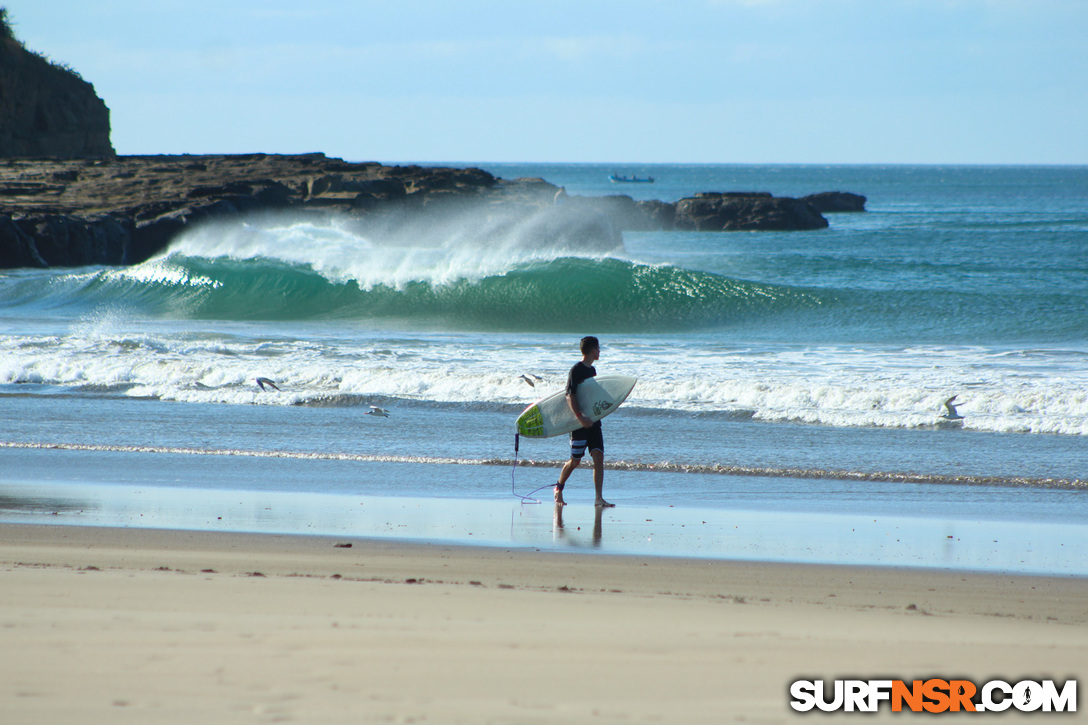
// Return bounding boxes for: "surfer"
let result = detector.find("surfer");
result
[554,336,614,508]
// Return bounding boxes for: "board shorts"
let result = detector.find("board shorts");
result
[570,421,603,459]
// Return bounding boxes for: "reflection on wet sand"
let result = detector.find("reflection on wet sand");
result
[552,503,605,548]
[0,491,90,516]
[3,478,1087,575]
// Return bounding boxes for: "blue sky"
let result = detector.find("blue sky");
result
[7,0,1087,164]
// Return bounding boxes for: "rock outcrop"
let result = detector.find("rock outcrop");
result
[674,192,829,232]
[0,22,114,158]
[0,154,628,267]
[0,155,867,269]
[0,154,868,268]
[801,191,868,213]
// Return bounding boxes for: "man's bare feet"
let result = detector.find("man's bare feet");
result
[554,486,566,506]
[595,499,615,508]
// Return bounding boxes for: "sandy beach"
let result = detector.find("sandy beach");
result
[1,523,1083,724]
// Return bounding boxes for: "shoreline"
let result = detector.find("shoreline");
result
[5,429,1088,577]
[3,523,1085,723]
[5,522,1088,615]
[6,472,1088,577]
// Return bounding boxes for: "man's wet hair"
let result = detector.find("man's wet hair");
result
[580,336,599,354]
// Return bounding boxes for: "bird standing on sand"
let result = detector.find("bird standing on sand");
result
[256,377,280,392]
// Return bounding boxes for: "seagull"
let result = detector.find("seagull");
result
[366,406,390,417]
[941,395,964,421]
[255,377,280,392]
[519,374,543,387]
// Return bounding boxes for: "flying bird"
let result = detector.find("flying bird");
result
[519,374,543,387]
[256,377,280,392]
[366,406,390,418]
[941,395,964,421]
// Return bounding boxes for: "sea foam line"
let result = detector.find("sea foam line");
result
[3,441,1084,490]
[1,440,480,467]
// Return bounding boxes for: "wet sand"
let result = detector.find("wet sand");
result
[1,523,1084,723]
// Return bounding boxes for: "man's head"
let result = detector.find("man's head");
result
[580,335,600,360]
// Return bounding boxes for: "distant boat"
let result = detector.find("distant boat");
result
[609,174,654,184]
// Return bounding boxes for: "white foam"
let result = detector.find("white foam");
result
[103,259,220,290]
[160,212,614,291]
[622,344,1088,436]
[4,327,1088,436]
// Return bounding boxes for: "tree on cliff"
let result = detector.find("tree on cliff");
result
[0,8,14,41]
[0,6,115,158]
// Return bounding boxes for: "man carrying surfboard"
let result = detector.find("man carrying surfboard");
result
[555,336,614,508]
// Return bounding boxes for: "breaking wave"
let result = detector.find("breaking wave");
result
[1,218,822,332]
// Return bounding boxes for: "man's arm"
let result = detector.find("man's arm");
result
[567,392,593,429]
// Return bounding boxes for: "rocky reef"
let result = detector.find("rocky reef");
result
[0,154,867,268]
[800,191,868,213]
[674,192,828,232]
[0,154,626,267]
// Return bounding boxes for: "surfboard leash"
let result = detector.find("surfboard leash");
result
[511,431,550,504]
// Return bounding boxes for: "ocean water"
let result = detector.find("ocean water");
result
[3,163,1087,573]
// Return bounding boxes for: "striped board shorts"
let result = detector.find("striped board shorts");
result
[570,422,603,459]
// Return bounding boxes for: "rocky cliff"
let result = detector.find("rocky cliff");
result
[0,16,114,158]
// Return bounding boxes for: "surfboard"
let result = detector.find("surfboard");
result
[516,374,637,438]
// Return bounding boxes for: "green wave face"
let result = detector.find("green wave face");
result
[43,254,818,332]
[0,212,824,333]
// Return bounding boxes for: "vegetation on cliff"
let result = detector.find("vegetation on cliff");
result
[0,9,13,41]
